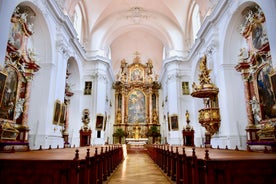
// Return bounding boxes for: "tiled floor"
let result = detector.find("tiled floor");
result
[105,148,173,184]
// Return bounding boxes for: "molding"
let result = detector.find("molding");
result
[187,0,229,61]
[218,63,238,72]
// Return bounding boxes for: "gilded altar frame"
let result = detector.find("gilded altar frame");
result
[113,54,161,142]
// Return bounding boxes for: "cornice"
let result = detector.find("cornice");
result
[187,0,228,61]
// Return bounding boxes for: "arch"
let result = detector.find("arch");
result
[89,9,184,56]
[184,0,201,49]
[223,1,258,65]
[191,3,201,41]
[14,2,55,148]
[72,3,83,41]
[71,1,89,47]
[66,56,81,146]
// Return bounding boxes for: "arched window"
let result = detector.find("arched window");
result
[192,4,201,41]
[73,4,82,40]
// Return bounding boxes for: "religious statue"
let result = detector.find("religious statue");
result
[14,98,25,120]
[198,55,212,86]
[238,48,249,62]
[185,110,190,122]
[152,110,158,124]
[146,59,153,75]
[249,96,261,123]
[81,109,90,130]
[134,125,140,139]
[116,109,122,124]
[120,59,127,75]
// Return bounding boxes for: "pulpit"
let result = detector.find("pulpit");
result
[79,129,92,146]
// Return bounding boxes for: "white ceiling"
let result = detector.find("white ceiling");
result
[63,0,213,75]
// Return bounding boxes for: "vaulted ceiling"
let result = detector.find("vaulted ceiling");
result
[62,0,214,76]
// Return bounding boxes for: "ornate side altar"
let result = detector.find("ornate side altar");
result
[191,55,220,147]
[235,6,276,151]
[113,53,161,144]
[0,7,40,152]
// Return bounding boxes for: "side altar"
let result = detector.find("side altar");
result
[113,53,161,144]
[236,6,276,152]
[0,7,40,152]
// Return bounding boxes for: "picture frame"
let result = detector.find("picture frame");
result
[167,112,170,131]
[103,112,107,131]
[59,103,66,125]
[0,71,7,106]
[53,100,61,125]
[130,67,144,82]
[269,71,276,99]
[95,114,104,130]
[170,114,179,130]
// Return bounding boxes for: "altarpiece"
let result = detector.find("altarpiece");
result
[113,54,161,144]
[0,6,40,151]
[236,5,276,151]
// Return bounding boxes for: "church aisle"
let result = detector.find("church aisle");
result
[105,148,173,184]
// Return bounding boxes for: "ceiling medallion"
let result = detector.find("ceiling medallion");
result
[126,7,151,24]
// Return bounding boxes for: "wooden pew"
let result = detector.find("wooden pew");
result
[146,144,276,184]
[0,145,123,184]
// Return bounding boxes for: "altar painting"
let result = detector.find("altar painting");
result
[257,64,276,119]
[130,68,143,82]
[128,90,146,123]
[0,67,18,120]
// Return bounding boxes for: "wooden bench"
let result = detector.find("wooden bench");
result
[0,145,123,184]
[146,144,276,184]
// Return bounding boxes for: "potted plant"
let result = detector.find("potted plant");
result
[147,125,161,144]
[113,128,127,144]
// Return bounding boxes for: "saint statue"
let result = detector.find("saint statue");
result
[185,110,190,122]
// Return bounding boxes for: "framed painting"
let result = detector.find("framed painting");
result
[53,100,61,125]
[167,112,170,131]
[104,112,107,131]
[170,114,179,130]
[127,89,146,123]
[257,64,276,119]
[270,71,276,100]
[0,71,7,106]
[59,103,66,125]
[96,114,104,130]
[130,67,144,82]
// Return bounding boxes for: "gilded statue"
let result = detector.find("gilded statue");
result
[257,121,275,138]
[121,59,127,74]
[146,59,153,75]
[199,55,212,86]
[116,109,122,124]
[185,110,190,122]
[152,110,158,124]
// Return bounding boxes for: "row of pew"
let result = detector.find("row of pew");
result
[0,145,123,184]
[146,144,276,184]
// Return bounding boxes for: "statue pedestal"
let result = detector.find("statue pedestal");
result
[79,129,92,147]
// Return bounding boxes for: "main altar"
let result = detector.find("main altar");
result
[113,53,161,144]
